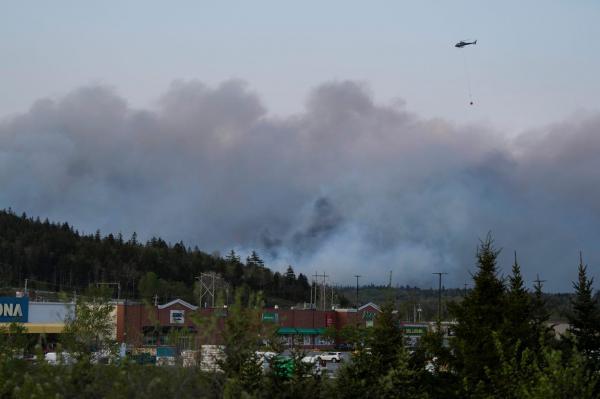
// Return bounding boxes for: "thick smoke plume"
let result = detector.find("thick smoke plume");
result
[1,80,599,290]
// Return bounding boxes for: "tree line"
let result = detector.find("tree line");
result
[0,209,310,305]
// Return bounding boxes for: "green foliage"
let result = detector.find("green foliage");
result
[411,329,459,397]
[567,254,600,369]
[0,323,28,360]
[378,350,429,399]
[448,234,507,393]
[62,286,117,355]
[217,289,268,396]
[336,302,425,398]
[3,215,600,397]
[495,338,598,399]
[262,350,327,399]
[138,272,161,301]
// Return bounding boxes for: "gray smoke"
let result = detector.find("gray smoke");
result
[1,80,599,290]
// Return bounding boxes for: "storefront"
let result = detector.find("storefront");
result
[0,296,74,350]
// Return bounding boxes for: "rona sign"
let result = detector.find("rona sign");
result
[0,297,29,323]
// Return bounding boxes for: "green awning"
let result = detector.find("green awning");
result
[277,327,328,335]
[277,327,297,335]
[295,328,321,335]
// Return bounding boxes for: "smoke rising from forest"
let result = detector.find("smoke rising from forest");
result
[1,80,599,290]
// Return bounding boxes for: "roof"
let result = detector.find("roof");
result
[333,308,357,313]
[157,299,198,310]
[358,302,381,312]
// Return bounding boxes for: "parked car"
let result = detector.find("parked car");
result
[317,352,342,363]
[301,355,317,364]
[44,352,76,365]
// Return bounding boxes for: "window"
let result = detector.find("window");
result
[315,335,333,346]
[143,334,157,346]
[303,335,312,345]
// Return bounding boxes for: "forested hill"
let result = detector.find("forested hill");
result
[0,209,310,305]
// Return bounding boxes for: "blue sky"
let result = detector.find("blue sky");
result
[1,1,599,132]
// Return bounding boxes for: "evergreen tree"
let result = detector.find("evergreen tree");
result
[531,275,553,348]
[246,251,264,268]
[336,302,408,398]
[284,265,296,282]
[568,253,600,369]
[448,234,506,393]
[218,289,265,397]
[225,249,240,263]
[502,252,534,355]
[371,302,404,372]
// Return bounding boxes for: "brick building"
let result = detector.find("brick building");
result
[114,299,383,350]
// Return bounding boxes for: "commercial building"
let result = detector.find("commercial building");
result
[0,294,443,353]
[113,300,384,350]
[0,295,74,350]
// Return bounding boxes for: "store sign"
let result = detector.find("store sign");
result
[262,312,278,322]
[0,297,28,323]
[401,325,428,336]
[170,310,185,324]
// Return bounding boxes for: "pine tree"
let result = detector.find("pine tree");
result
[502,252,534,354]
[225,249,240,263]
[284,266,296,282]
[449,233,506,392]
[371,302,405,372]
[531,275,552,348]
[336,302,406,399]
[568,253,600,369]
[246,251,264,268]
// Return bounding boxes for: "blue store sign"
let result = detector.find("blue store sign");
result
[0,297,29,323]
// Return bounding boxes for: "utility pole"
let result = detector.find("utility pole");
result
[432,272,448,323]
[321,272,329,310]
[331,284,334,309]
[309,279,313,309]
[312,272,328,310]
[354,275,361,327]
[533,274,547,291]
[353,275,361,308]
[312,273,320,309]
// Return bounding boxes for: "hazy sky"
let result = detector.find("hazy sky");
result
[1,1,600,290]
[1,1,599,131]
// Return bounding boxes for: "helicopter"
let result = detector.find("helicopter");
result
[455,40,477,48]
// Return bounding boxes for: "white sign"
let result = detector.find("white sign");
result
[0,303,23,318]
[170,310,185,324]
